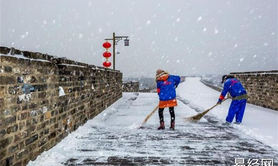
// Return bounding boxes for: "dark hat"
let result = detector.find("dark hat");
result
[156,69,164,76]
[222,75,234,83]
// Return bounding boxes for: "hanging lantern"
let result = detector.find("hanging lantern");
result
[103,42,111,49]
[103,51,111,58]
[103,61,111,68]
[102,41,112,68]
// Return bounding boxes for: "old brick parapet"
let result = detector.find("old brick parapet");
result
[0,46,122,166]
[230,70,278,111]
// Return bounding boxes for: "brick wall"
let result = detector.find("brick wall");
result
[0,47,123,166]
[122,81,139,92]
[230,71,278,111]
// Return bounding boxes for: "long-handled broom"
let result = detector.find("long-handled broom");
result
[185,98,229,122]
[139,105,159,128]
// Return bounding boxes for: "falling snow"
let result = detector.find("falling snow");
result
[214,28,219,34]
[78,33,84,39]
[146,20,151,25]
[208,52,213,57]
[20,32,29,39]
[1,0,277,81]
[88,1,93,7]
[98,28,102,33]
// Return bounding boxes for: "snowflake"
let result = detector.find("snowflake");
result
[197,16,202,22]
[208,52,213,57]
[78,33,84,39]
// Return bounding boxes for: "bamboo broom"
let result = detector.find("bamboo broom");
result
[139,105,159,128]
[185,98,229,122]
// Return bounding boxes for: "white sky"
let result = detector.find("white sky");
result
[0,0,277,77]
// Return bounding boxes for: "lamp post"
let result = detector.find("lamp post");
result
[105,32,129,70]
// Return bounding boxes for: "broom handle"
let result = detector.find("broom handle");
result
[141,105,159,125]
[203,97,230,115]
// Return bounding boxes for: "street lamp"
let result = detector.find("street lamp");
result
[105,32,129,70]
[124,38,129,46]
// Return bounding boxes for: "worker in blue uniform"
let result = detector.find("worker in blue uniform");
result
[156,69,181,130]
[217,75,248,124]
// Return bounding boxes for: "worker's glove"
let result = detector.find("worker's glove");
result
[217,99,222,105]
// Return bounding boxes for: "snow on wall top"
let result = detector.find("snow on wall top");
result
[0,46,120,73]
[230,70,278,75]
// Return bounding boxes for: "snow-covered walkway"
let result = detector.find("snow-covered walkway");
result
[177,77,278,150]
[28,78,278,166]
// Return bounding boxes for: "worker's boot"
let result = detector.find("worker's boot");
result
[157,121,165,130]
[170,121,175,130]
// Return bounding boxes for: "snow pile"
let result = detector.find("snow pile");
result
[176,77,278,150]
[58,86,65,97]
[0,52,50,62]
[18,94,32,102]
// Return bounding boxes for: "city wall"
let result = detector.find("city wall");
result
[231,71,278,111]
[0,47,122,166]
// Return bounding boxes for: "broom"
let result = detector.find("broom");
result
[139,105,159,128]
[185,98,229,122]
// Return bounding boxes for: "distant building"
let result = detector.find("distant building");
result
[122,81,140,92]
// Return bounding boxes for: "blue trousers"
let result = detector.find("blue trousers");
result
[226,99,247,123]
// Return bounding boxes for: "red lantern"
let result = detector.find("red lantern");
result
[103,51,111,58]
[103,61,111,68]
[103,42,111,49]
